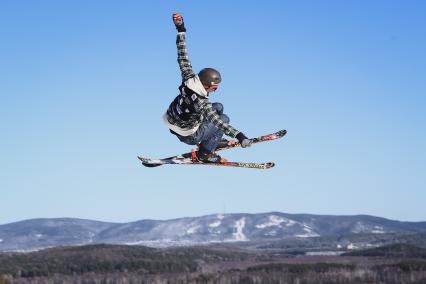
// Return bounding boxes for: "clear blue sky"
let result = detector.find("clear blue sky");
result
[1,1,425,225]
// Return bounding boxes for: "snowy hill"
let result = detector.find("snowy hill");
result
[1,212,426,252]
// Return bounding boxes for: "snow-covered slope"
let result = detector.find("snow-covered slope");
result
[1,213,425,251]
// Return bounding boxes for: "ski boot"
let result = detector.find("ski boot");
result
[192,145,226,163]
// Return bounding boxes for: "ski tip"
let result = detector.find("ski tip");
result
[143,163,162,168]
[265,162,275,169]
[138,156,162,168]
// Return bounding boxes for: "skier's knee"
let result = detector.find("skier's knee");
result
[219,114,230,124]
[212,102,224,115]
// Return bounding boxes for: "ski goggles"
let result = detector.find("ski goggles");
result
[203,83,219,92]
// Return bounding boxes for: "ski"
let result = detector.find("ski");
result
[216,129,287,152]
[138,129,286,169]
[138,155,274,169]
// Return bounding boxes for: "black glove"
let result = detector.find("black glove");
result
[172,13,186,32]
[236,133,252,148]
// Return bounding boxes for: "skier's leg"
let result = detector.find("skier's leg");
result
[199,113,230,153]
[193,114,229,162]
[170,122,222,162]
[171,129,200,146]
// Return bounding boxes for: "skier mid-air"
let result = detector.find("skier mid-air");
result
[138,13,287,169]
[163,13,252,163]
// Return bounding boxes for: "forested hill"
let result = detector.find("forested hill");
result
[1,244,426,284]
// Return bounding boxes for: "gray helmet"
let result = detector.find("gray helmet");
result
[198,68,221,87]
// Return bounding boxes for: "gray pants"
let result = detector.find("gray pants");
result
[174,103,229,152]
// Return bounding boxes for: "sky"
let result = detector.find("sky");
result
[1,0,425,225]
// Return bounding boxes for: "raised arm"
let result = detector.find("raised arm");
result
[172,13,195,81]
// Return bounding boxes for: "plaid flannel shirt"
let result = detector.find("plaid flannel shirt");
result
[164,32,240,138]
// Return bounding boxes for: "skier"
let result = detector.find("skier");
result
[163,13,252,163]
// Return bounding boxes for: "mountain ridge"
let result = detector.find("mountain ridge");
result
[1,212,426,252]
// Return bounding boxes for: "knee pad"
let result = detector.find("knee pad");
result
[212,102,224,115]
[219,114,230,124]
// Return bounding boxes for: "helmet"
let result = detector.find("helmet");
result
[198,68,221,89]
